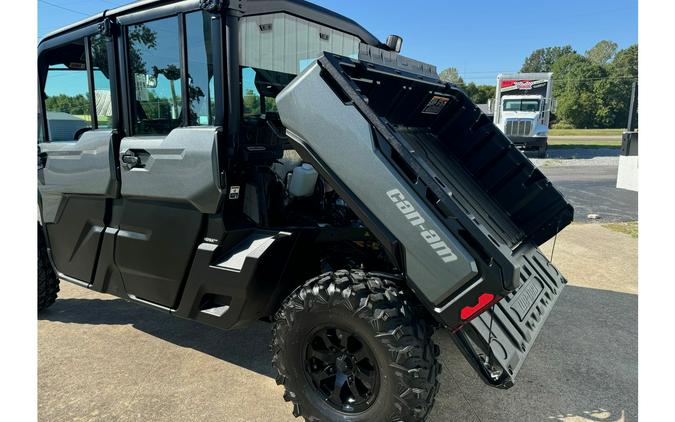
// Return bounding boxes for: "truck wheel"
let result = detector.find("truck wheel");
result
[537,146,548,158]
[272,269,440,421]
[38,225,59,312]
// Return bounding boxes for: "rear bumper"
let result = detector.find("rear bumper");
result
[509,136,547,150]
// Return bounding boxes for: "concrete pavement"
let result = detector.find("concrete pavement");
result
[38,223,637,421]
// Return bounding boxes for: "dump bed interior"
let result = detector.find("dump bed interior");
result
[395,127,523,248]
[333,52,573,250]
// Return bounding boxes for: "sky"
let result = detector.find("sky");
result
[38,0,638,84]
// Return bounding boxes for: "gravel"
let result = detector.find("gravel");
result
[530,148,620,167]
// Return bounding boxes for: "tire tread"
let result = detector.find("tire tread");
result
[272,269,440,421]
[38,227,59,312]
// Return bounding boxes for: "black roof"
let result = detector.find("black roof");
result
[39,0,383,47]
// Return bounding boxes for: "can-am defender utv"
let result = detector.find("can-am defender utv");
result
[37,0,573,420]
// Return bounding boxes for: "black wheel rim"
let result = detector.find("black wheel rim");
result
[303,326,380,413]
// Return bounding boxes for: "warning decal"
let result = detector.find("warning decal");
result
[421,95,450,115]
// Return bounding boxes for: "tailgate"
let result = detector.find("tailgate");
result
[456,248,566,388]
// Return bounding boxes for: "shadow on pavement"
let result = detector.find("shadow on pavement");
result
[39,297,276,377]
[430,285,637,422]
[40,284,637,422]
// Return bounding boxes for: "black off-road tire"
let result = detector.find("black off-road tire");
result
[38,225,59,312]
[272,270,440,422]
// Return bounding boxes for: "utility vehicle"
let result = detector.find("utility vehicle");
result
[38,1,573,420]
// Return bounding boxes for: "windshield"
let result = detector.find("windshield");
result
[503,99,540,112]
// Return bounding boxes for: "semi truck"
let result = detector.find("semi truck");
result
[491,73,555,157]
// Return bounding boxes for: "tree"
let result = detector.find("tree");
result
[243,89,260,115]
[585,40,618,66]
[439,67,464,85]
[604,44,638,127]
[519,40,637,128]
[44,94,91,118]
[520,45,576,72]
[153,64,181,119]
[462,82,495,104]
[552,53,607,128]
[476,84,496,104]
[127,24,158,76]
[610,44,638,80]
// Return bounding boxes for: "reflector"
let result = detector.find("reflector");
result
[460,293,495,320]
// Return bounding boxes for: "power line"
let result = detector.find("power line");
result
[38,0,89,16]
[464,75,637,83]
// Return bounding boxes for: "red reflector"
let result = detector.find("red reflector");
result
[460,293,495,320]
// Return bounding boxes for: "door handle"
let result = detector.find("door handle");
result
[38,151,48,170]
[121,149,141,169]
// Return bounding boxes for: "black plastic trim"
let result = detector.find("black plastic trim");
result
[84,36,98,128]
[224,12,241,155]
[179,13,190,127]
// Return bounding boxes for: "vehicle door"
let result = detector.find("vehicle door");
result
[111,10,224,309]
[38,32,118,284]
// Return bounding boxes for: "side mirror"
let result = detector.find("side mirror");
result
[550,98,558,113]
[487,98,494,112]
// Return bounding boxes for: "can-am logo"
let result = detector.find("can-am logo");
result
[386,189,458,263]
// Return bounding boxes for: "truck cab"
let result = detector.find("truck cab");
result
[498,94,547,137]
[492,73,554,157]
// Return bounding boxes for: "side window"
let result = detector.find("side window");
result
[185,11,215,126]
[90,34,112,128]
[127,17,182,135]
[242,67,261,117]
[241,67,290,119]
[40,35,115,142]
[43,40,92,142]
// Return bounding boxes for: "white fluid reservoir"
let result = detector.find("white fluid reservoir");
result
[288,163,318,198]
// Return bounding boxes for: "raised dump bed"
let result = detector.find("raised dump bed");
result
[333,51,571,249]
[277,49,573,387]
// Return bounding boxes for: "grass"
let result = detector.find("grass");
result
[548,139,621,149]
[549,128,624,136]
[541,159,563,167]
[603,221,638,238]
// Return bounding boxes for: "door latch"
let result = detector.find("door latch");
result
[121,149,141,169]
[38,147,47,170]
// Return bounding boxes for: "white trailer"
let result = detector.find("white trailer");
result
[491,73,555,157]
